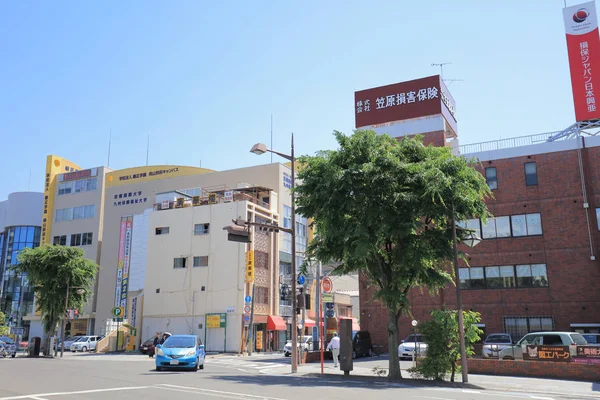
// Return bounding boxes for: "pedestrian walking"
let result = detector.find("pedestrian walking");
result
[327,332,341,367]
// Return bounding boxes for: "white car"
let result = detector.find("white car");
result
[284,336,313,357]
[59,336,82,351]
[0,337,17,358]
[71,336,102,352]
[398,334,428,360]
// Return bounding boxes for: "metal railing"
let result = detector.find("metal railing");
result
[459,132,560,155]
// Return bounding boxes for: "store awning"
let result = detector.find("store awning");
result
[267,315,287,331]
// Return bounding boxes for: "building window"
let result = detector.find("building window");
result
[82,232,93,245]
[504,316,554,342]
[485,167,497,190]
[70,233,82,246]
[53,235,67,246]
[459,264,548,290]
[511,213,542,236]
[155,227,170,235]
[194,223,210,235]
[481,216,511,239]
[193,256,208,267]
[55,206,95,222]
[173,257,186,269]
[255,286,269,304]
[596,208,600,230]
[58,178,97,195]
[525,162,538,186]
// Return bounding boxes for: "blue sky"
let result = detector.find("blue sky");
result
[0,0,582,199]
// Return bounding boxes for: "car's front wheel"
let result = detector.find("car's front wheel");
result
[82,346,88,352]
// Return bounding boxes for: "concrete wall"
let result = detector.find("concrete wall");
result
[0,192,43,231]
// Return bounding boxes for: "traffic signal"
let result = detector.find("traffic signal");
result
[325,302,335,318]
[297,292,305,308]
[304,294,311,310]
[223,224,251,243]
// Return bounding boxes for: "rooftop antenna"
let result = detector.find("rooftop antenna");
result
[146,134,150,166]
[107,129,112,167]
[431,62,452,79]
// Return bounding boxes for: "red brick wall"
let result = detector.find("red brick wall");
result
[468,358,600,381]
[360,142,600,348]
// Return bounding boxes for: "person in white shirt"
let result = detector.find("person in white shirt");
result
[327,332,341,367]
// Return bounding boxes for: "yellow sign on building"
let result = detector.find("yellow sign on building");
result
[245,250,255,283]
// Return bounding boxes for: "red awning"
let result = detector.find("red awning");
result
[267,315,287,331]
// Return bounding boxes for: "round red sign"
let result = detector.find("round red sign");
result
[322,277,333,294]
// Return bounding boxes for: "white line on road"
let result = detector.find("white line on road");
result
[529,397,555,400]
[29,397,48,400]
[157,384,288,400]
[0,386,148,400]
[415,396,452,400]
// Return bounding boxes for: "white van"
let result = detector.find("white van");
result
[499,331,587,359]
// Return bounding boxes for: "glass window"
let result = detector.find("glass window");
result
[193,256,208,267]
[526,213,542,235]
[525,162,538,186]
[33,227,41,244]
[194,224,210,235]
[500,265,516,288]
[458,268,469,289]
[531,264,548,287]
[86,178,97,191]
[156,227,169,235]
[465,219,481,239]
[597,208,600,231]
[485,167,497,190]
[511,215,527,237]
[283,206,292,229]
[25,227,34,243]
[73,207,85,220]
[53,236,60,245]
[481,218,497,239]
[84,205,95,219]
[495,216,511,237]
[173,258,186,269]
[516,265,533,287]
[19,227,27,242]
[70,234,82,246]
[82,232,93,246]
[485,266,502,288]
[13,227,20,242]
[75,180,85,193]
[470,267,485,289]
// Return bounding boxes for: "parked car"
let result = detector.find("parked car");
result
[351,331,374,359]
[155,335,205,371]
[0,337,17,358]
[284,336,313,357]
[140,338,157,356]
[60,336,82,351]
[499,331,588,360]
[482,333,513,358]
[71,335,103,352]
[398,334,427,360]
[582,333,600,346]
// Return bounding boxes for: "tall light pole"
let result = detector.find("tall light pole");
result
[250,133,299,373]
[451,205,481,383]
[60,280,85,358]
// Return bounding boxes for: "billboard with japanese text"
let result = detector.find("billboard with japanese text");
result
[354,75,457,131]
[564,1,600,121]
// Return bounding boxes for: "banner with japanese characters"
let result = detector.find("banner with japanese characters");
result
[114,218,127,308]
[354,75,456,130]
[564,1,600,121]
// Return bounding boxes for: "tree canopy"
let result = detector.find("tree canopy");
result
[294,130,490,379]
[14,246,98,340]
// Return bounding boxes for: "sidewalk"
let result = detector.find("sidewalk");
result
[261,362,600,398]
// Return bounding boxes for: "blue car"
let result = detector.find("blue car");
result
[155,335,205,371]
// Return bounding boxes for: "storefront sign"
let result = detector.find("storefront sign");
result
[245,250,255,283]
[112,191,147,207]
[523,345,571,362]
[206,313,227,329]
[224,190,233,202]
[577,345,600,358]
[63,169,92,181]
[119,217,133,312]
[131,298,137,327]
[256,331,263,350]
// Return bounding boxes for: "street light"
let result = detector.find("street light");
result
[60,281,85,358]
[250,133,299,373]
[451,208,482,384]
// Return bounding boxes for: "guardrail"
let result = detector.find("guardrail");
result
[459,132,560,155]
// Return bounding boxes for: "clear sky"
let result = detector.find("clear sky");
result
[0,0,583,199]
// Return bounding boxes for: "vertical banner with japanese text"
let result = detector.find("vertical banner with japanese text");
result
[114,218,127,308]
[564,1,600,121]
[120,216,134,314]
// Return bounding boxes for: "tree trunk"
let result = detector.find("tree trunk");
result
[387,308,402,380]
[450,355,457,382]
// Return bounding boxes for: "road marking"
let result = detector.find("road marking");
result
[415,396,452,400]
[0,386,148,400]
[236,368,249,372]
[529,397,554,400]
[29,397,48,400]
[157,384,288,400]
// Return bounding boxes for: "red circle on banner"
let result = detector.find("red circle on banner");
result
[322,277,333,293]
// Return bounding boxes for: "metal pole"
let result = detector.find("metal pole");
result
[316,261,324,373]
[451,207,469,383]
[290,133,298,373]
[61,280,69,358]
[248,283,256,356]
[300,303,306,364]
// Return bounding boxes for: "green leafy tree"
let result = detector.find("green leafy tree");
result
[0,311,9,336]
[294,130,490,379]
[14,246,98,354]
[413,309,483,382]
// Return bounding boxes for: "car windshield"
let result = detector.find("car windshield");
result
[69,337,81,342]
[0,337,14,344]
[75,337,89,342]
[163,337,196,348]
[404,335,426,343]
[485,334,511,344]
[570,333,588,345]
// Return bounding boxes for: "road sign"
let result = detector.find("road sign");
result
[244,305,251,313]
[244,315,250,323]
[10,327,24,335]
[411,320,418,327]
[322,294,334,302]
[245,296,252,304]
[322,277,333,293]
[297,275,306,285]
[111,306,124,318]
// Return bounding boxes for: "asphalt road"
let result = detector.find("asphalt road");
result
[0,353,584,400]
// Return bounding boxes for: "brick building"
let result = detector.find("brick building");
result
[359,130,600,348]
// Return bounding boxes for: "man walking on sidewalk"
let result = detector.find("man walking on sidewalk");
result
[327,332,341,368]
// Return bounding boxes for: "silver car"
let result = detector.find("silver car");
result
[499,331,587,359]
[0,337,17,358]
[482,333,513,358]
